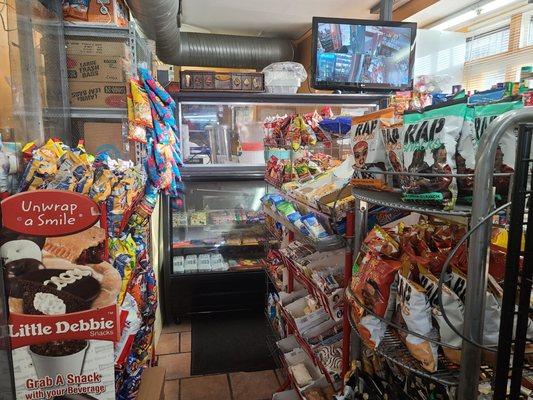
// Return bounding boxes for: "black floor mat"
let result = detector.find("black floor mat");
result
[191,311,275,375]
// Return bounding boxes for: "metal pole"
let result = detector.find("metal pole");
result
[458,107,533,400]
[379,0,394,21]
[342,210,355,376]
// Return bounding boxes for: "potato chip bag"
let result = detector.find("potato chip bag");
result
[397,274,438,372]
[350,108,391,190]
[401,99,468,210]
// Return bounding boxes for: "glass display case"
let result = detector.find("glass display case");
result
[162,92,387,323]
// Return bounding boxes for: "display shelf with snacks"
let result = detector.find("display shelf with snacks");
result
[278,305,343,392]
[262,203,345,252]
[280,251,344,322]
[345,107,533,400]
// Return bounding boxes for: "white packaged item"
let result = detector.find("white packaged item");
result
[184,254,198,273]
[211,261,228,271]
[197,254,211,272]
[172,256,185,274]
[262,62,307,94]
[289,363,313,387]
[397,274,438,372]
[272,390,300,400]
[277,335,300,354]
[210,253,223,263]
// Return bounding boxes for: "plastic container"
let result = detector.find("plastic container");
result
[262,62,307,94]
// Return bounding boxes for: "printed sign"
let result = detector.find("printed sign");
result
[1,190,101,236]
[1,191,120,400]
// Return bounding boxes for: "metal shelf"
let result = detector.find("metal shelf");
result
[281,253,343,322]
[170,91,388,107]
[352,188,472,218]
[262,205,345,252]
[278,306,341,392]
[69,107,127,119]
[63,23,130,39]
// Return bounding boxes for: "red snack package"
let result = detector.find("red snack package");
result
[362,226,400,258]
[351,252,401,318]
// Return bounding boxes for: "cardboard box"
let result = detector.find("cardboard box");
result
[67,54,125,83]
[137,367,166,400]
[63,0,129,27]
[69,81,127,108]
[66,38,127,57]
[83,122,131,159]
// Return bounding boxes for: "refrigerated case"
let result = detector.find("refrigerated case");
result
[162,92,387,323]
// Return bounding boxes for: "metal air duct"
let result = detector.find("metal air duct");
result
[126,0,295,69]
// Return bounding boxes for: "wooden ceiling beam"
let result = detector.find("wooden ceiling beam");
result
[392,0,439,21]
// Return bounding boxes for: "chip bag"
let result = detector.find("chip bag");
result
[419,269,464,364]
[350,109,391,190]
[401,99,468,210]
[460,97,523,204]
[397,274,438,372]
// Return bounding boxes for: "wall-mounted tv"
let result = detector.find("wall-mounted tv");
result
[311,17,417,92]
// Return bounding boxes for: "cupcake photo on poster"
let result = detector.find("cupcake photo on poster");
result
[0,190,121,400]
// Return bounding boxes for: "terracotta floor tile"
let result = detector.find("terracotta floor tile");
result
[156,333,180,355]
[180,374,231,400]
[180,331,191,353]
[229,370,279,400]
[158,353,191,380]
[163,379,179,400]
[162,319,191,334]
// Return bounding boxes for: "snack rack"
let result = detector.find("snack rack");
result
[263,182,356,396]
[347,107,533,400]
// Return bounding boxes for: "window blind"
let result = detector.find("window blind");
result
[463,13,532,92]
[465,26,510,61]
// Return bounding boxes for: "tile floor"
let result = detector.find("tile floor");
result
[158,320,283,400]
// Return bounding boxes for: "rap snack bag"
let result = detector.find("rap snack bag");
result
[397,274,438,372]
[401,99,468,210]
[459,97,524,204]
[350,108,392,190]
[419,269,464,364]
[381,113,405,190]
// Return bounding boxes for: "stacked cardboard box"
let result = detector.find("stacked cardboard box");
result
[63,0,129,27]
[66,38,128,108]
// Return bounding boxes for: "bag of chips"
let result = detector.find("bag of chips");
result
[401,99,468,210]
[350,109,391,190]
[397,274,438,372]
[460,97,523,204]
[351,252,401,318]
[381,114,405,190]
[419,269,464,364]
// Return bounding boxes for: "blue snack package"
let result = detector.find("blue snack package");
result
[468,89,505,104]
[318,116,352,135]
[301,213,329,239]
[287,211,302,224]
[294,218,310,236]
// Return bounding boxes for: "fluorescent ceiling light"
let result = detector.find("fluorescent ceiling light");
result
[431,10,478,31]
[430,0,521,31]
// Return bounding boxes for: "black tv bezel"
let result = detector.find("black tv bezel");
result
[310,16,417,93]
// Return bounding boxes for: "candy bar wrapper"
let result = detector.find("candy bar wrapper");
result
[350,108,391,191]
[115,293,142,366]
[401,99,467,210]
[397,274,438,372]
[130,78,153,128]
[90,167,117,203]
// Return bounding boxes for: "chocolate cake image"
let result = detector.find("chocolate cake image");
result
[13,268,101,314]
[53,394,98,400]
[44,226,106,264]
[4,258,44,280]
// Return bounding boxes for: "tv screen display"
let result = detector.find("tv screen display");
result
[312,17,417,92]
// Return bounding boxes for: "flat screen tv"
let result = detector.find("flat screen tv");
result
[311,17,417,92]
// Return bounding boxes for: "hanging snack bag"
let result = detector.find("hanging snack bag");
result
[419,269,464,364]
[350,109,391,190]
[381,113,405,190]
[351,252,401,318]
[130,78,153,128]
[401,99,468,210]
[397,274,438,372]
[461,97,524,204]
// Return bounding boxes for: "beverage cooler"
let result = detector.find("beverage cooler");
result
[161,91,385,323]
[162,166,268,323]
